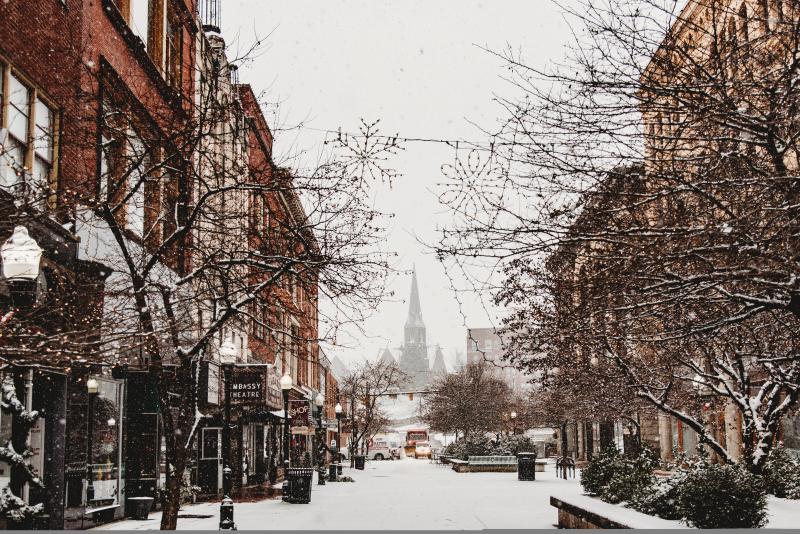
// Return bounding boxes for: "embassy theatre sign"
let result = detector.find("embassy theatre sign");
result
[229,367,267,405]
[200,362,282,410]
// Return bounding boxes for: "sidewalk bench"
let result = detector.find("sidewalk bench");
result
[450,456,518,473]
[468,455,517,466]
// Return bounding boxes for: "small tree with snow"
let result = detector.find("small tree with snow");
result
[0,374,43,526]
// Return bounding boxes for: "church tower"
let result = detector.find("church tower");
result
[399,267,431,389]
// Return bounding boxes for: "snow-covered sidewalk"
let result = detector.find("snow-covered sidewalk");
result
[94,458,582,530]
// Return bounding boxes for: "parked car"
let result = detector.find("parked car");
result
[337,441,397,461]
[414,441,432,459]
[368,441,394,461]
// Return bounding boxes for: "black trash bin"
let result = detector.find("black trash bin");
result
[127,497,154,520]
[517,452,536,481]
[337,462,343,475]
[354,455,366,470]
[286,467,314,503]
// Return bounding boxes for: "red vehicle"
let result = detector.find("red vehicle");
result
[404,429,429,458]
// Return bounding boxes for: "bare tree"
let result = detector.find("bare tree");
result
[421,363,513,439]
[340,359,407,462]
[436,0,800,472]
[1,31,399,528]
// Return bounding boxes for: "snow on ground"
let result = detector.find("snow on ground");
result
[94,459,800,530]
[94,458,582,530]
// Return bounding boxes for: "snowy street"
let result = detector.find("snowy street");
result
[94,459,582,530]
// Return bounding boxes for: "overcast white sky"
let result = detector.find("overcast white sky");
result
[222,1,573,369]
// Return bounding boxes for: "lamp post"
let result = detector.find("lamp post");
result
[280,373,292,500]
[2,226,43,308]
[85,377,98,505]
[218,338,237,530]
[314,393,325,486]
[334,403,342,478]
[511,411,518,435]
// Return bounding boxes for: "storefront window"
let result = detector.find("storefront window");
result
[89,378,123,506]
[202,428,220,459]
[0,396,11,488]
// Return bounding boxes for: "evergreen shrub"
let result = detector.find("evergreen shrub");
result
[629,471,685,520]
[580,445,622,496]
[762,445,800,499]
[600,449,656,504]
[678,463,767,528]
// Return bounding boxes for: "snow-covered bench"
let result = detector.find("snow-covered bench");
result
[468,455,517,465]
[450,456,518,473]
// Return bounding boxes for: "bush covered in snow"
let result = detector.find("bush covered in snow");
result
[762,444,800,499]
[629,471,686,520]
[581,446,656,504]
[443,433,491,460]
[580,445,623,496]
[600,449,657,504]
[678,463,767,528]
[488,435,537,456]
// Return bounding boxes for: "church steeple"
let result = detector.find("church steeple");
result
[405,266,424,329]
[399,265,431,389]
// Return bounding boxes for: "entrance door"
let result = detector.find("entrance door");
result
[198,428,222,494]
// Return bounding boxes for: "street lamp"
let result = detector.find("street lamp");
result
[334,403,343,479]
[511,411,518,435]
[280,373,293,500]
[1,226,43,308]
[85,377,99,504]
[314,393,325,486]
[218,338,237,530]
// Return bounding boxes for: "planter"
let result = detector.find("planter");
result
[127,497,154,520]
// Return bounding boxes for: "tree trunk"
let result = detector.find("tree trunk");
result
[159,474,182,530]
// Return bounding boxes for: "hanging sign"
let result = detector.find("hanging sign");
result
[266,367,282,410]
[289,399,311,428]
[207,362,220,405]
[229,366,267,406]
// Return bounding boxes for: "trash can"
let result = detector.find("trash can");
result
[337,462,343,475]
[328,463,338,482]
[354,455,366,470]
[517,452,536,481]
[127,497,154,520]
[286,467,314,503]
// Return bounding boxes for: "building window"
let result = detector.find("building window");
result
[165,5,183,90]
[129,0,150,49]
[126,132,147,236]
[252,299,267,340]
[202,428,221,459]
[0,65,57,204]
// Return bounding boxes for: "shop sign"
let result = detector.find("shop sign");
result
[229,366,267,406]
[266,367,281,409]
[207,362,220,405]
[289,399,310,427]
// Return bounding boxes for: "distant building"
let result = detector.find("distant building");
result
[466,327,527,393]
[430,345,448,379]
[379,347,397,366]
[399,268,432,389]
